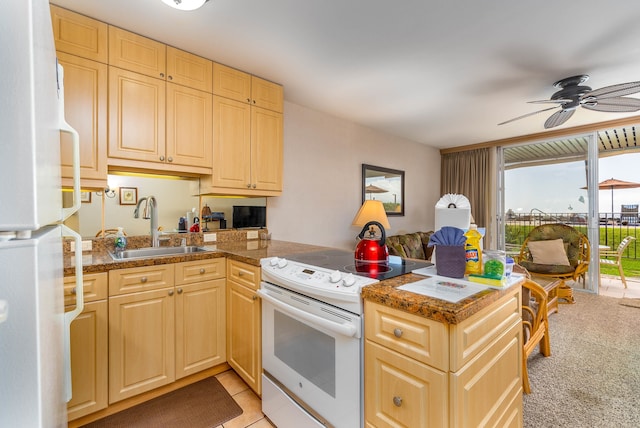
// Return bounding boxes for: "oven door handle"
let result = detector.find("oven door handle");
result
[257,289,358,338]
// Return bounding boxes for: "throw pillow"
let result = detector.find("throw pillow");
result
[527,239,571,266]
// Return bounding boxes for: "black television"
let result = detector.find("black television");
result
[232,206,266,229]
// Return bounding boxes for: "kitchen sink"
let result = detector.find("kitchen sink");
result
[109,246,210,260]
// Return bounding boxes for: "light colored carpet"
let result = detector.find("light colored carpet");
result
[524,291,640,427]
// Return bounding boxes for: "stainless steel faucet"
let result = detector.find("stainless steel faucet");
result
[134,196,159,247]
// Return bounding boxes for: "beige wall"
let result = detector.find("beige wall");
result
[268,101,441,251]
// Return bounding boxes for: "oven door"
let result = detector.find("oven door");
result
[258,282,362,428]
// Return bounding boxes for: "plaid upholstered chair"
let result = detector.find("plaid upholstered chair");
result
[517,223,590,304]
[386,231,434,260]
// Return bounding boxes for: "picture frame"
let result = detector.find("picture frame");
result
[80,191,91,203]
[119,187,138,205]
[362,164,405,216]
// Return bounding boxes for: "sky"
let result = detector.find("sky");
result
[505,152,640,215]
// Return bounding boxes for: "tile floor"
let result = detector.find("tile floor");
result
[598,274,640,298]
[214,370,274,428]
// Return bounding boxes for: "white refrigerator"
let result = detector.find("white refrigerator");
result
[0,0,83,426]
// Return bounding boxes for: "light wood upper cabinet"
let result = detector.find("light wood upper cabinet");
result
[213,63,283,112]
[50,5,108,63]
[57,52,108,190]
[109,27,167,79]
[167,46,213,93]
[251,106,284,191]
[166,83,213,169]
[107,66,167,163]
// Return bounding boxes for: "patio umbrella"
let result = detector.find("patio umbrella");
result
[596,178,640,217]
[365,184,388,199]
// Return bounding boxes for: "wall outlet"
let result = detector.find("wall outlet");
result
[204,233,217,242]
[247,230,259,240]
[81,240,93,252]
[70,241,75,252]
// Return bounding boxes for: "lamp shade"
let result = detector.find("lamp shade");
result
[161,0,208,11]
[352,200,391,229]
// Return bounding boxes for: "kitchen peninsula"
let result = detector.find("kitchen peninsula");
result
[64,232,522,428]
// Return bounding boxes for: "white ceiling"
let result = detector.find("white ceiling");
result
[52,0,640,149]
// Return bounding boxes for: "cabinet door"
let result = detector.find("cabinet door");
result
[212,63,251,102]
[166,83,212,169]
[108,26,166,79]
[212,96,251,189]
[57,52,108,189]
[109,288,175,403]
[365,340,448,428]
[50,5,108,63]
[108,67,166,164]
[175,279,226,379]
[251,107,283,191]
[167,47,213,92]
[251,76,283,113]
[67,300,108,421]
[226,280,261,394]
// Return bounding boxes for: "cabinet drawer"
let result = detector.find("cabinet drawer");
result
[175,258,226,285]
[64,272,107,305]
[364,300,448,371]
[450,286,521,371]
[109,264,175,296]
[227,259,260,290]
[365,340,448,428]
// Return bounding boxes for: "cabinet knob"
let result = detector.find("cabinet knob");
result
[246,183,251,188]
[393,396,403,407]
[252,184,257,189]
[168,290,174,296]
[159,155,165,161]
[168,75,173,80]
[252,99,256,104]
[160,72,165,78]
[140,277,148,283]
[71,287,76,295]
[252,295,258,300]
[177,288,183,294]
[246,98,251,103]
[393,328,403,338]
[238,271,244,276]
[168,157,173,162]
[200,268,206,274]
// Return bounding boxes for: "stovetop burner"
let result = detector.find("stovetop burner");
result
[286,249,432,280]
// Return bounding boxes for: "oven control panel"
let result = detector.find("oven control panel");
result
[261,257,378,311]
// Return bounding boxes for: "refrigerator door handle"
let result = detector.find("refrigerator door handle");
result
[61,225,83,402]
[58,64,81,221]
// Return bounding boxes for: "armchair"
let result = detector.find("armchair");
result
[517,223,590,304]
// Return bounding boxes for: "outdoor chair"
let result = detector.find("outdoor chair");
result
[521,278,551,394]
[600,236,636,288]
[517,223,590,304]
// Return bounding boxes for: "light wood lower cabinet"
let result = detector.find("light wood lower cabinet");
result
[108,259,225,404]
[364,285,523,428]
[65,273,108,422]
[226,259,262,395]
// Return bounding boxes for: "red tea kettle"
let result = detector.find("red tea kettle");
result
[355,221,389,264]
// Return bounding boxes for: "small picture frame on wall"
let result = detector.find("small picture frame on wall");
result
[80,191,91,203]
[119,187,138,205]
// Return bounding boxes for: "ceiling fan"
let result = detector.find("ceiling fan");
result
[498,75,640,129]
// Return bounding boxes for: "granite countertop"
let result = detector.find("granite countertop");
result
[361,273,520,324]
[64,239,329,276]
[66,237,517,325]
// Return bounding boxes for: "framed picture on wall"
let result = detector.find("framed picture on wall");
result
[362,164,405,216]
[119,187,138,205]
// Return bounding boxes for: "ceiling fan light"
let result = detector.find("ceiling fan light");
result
[160,0,208,11]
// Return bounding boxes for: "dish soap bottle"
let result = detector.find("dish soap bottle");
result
[464,224,482,275]
[114,227,127,255]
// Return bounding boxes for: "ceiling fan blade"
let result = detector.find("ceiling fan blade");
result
[528,99,572,104]
[498,105,560,126]
[581,96,640,112]
[544,109,575,129]
[586,81,640,99]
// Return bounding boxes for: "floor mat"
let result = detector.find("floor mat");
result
[82,377,243,428]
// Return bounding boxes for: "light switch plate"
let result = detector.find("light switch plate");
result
[204,233,217,242]
[247,230,259,240]
[81,240,93,251]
